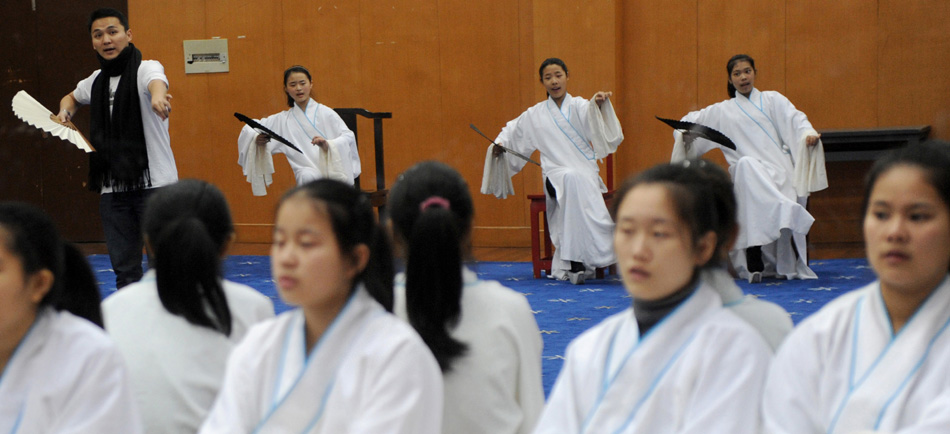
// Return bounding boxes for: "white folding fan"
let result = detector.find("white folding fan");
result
[12,90,95,153]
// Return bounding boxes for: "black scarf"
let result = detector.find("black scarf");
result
[88,43,151,191]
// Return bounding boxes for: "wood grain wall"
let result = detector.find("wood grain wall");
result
[83,0,950,249]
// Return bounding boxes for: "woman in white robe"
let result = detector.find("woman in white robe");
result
[671,54,827,282]
[201,179,442,433]
[763,140,950,433]
[0,202,141,433]
[534,162,772,434]
[102,179,275,432]
[237,65,360,195]
[389,161,544,434]
[482,57,624,284]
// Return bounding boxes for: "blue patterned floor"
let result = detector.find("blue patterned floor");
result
[90,255,876,396]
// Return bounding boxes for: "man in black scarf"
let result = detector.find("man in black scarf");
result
[58,8,178,288]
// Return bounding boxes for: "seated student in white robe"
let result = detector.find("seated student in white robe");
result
[690,158,794,351]
[671,54,827,283]
[201,179,442,433]
[0,202,142,433]
[101,179,274,432]
[482,57,623,285]
[389,161,544,434]
[237,65,360,195]
[763,140,950,433]
[533,162,772,434]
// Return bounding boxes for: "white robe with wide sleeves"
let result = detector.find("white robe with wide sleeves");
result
[394,267,545,434]
[763,276,950,433]
[671,88,826,280]
[534,283,771,434]
[0,308,142,433]
[481,94,623,279]
[238,98,359,195]
[200,286,443,434]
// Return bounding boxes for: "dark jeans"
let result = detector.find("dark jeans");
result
[99,189,155,288]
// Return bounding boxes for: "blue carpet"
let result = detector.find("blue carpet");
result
[90,255,876,396]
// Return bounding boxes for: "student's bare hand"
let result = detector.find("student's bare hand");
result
[312,136,328,149]
[593,91,612,107]
[255,134,270,147]
[492,143,506,157]
[806,134,821,147]
[56,109,72,124]
[151,93,172,120]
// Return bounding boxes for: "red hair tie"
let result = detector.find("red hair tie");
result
[419,196,450,211]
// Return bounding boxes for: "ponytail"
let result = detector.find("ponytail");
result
[152,216,232,336]
[0,202,103,327]
[55,243,104,327]
[388,161,474,372]
[362,218,395,312]
[405,206,467,372]
[143,180,235,336]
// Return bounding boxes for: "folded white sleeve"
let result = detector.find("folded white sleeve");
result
[480,145,515,199]
[238,128,275,196]
[320,141,353,184]
[792,130,828,197]
[587,97,624,160]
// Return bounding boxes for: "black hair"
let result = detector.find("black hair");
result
[539,57,569,81]
[88,8,129,32]
[279,179,394,310]
[387,161,473,372]
[0,202,102,326]
[863,140,950,219]
[283,65,313,107]
[691,160,738,264]
[726,54,756,98]
[611,159,733,269]
[143,180,234,336]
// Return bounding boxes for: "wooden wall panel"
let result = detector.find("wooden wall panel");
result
[533,0,617,98]
[281,1,363,106]
[786,1,878,129]
[437,0,527,246]
[696,0,786,108]
[618,0,697,179]
[1,0,45,207]
[878,0,950,138]
[358,1,442,178]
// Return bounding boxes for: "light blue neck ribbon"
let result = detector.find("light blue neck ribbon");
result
[292,100,328,140]
[579,289,700,434]
[733,90,794,164]
[546,96,595,161]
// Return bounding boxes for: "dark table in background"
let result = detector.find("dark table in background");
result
[808,125,931,259]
